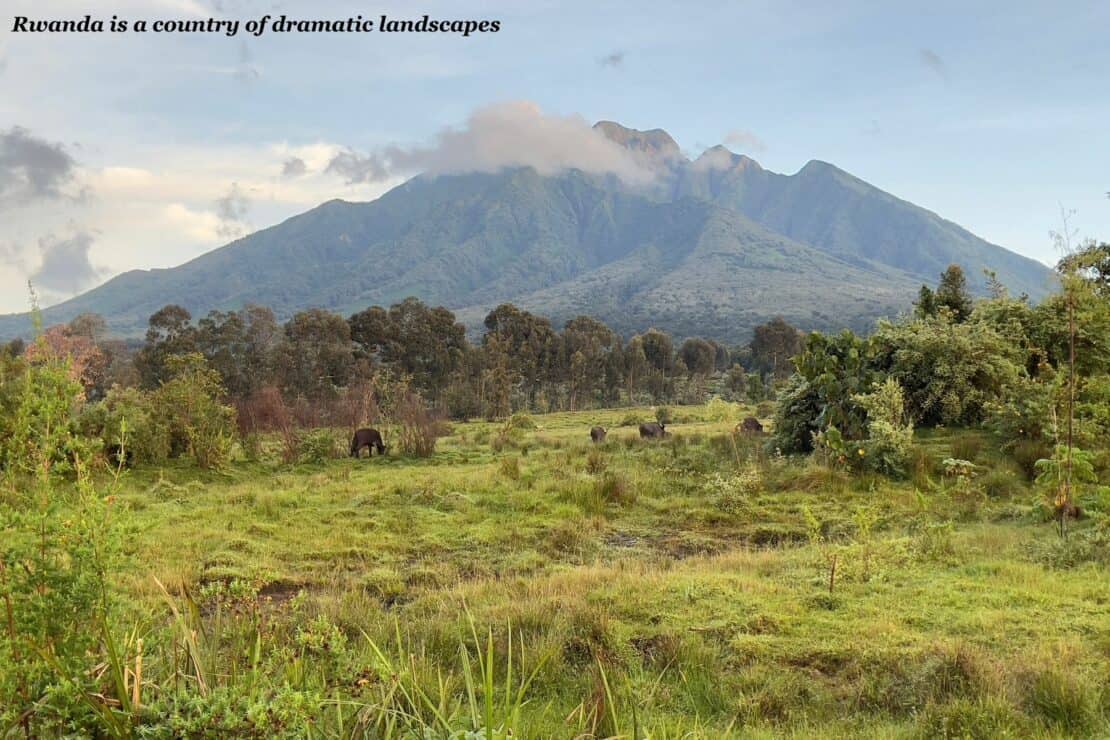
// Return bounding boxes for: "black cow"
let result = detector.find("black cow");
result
[350,428,387,457]
[639,422,670,439]
[590,426,607,443]
[737,416,764,435]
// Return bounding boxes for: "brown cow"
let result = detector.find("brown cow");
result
[350,428,387,457]
[639,422,670,439]
[590,426,607,443]
[737,416,764,435]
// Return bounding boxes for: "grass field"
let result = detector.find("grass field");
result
[98,404,1108,737]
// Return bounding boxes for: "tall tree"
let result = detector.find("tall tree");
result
[482,303,557,405]
[679,337,715,378]
[750,317,803,380]
[135,304,197,388]
[278,309,354,400]
[935,264,974,322]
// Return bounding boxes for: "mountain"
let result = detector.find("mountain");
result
[0,122,1054,343]
[675,146,1050,296]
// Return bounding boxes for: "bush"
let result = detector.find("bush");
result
[704,397,740,422]
[77,385,170,466]
[854,377,914,477]
[505,412,537,431]
[151,353,236,469]
[393,391,442,457]
[617,413,643,427]
[654,406,672,425]
[298,429,342,463]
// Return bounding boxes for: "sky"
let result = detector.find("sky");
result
[1,0,1108,313]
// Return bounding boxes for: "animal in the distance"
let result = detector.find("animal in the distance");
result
[590,426,607,443]
[639,422,670,439]
[737,416,764,435]
[350,428,387,457]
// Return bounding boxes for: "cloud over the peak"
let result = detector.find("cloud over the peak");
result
[325,101,659,187]
[723,129,766,154]
[0,126,80,206]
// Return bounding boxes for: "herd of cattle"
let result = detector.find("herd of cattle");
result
[349,416,764,458]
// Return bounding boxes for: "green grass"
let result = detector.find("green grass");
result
[68,406,1110,735]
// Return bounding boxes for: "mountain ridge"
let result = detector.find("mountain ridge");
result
[0,122,1054,343]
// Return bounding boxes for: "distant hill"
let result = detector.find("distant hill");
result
[0,122,1054,343]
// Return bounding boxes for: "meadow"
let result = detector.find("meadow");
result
[87,403,1110,738]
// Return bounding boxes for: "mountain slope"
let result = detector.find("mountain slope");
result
[676,146,1052,298]
[0,122,1055,343]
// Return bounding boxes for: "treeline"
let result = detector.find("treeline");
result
[770,254,1110,495]
[4,298,806,423]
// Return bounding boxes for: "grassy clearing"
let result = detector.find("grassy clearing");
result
[82,405,1110,735]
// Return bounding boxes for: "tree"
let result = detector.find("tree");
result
[482,304,557,406]
[935,264,974,322]
[723,363,747,401]
[1057,241,1109,297]
[351,298,469,399]
[22,325,106,400]
[622,336,649,402]
[277,309,354,400]
[750,317,803,380]
[772,330,877,454]
[638,328,674,373]
[679,337,715,378]
[914,285,937,319]
[871,315,1022,426]
[560,316,617,409]
[135,305,197,389]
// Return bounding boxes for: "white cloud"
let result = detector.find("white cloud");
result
[325,100,659,186]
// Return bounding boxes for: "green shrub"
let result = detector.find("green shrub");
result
[617,413,643,427]
[297,428,342,463]
[77,386,171,465]
[704,397,740,422]
[854,377,915,477]
[151,353,236,469]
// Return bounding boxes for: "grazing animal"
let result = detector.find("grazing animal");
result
[737,416,764,435]
[350,428,387,457]
[639,422,669,439]
[590,426,607,443]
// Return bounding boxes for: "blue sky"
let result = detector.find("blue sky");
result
[1,0,1107,312]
